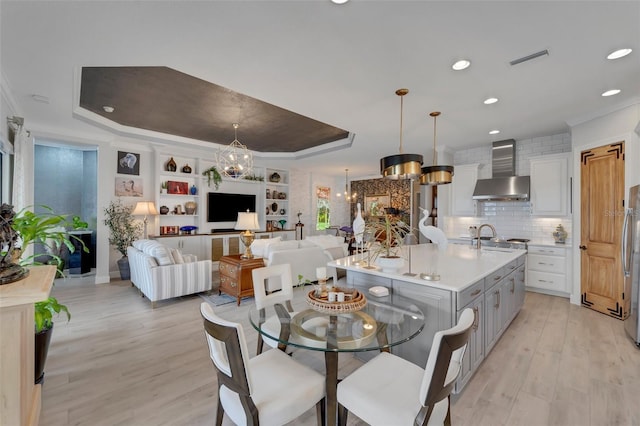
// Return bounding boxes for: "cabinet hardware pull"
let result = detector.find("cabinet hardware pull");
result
[472,307,479,331]
[494,275,502,281]
[579,245,587,250]
[495,291,500,308]
[470,289,481,297]
[511,278,515,293]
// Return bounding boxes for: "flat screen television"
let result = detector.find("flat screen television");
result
[207,192,256,223]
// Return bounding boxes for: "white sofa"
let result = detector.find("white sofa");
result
[128,239,212,307]
[250,235,348,290]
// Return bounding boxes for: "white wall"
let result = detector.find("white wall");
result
[569,103,640,305]
[442,132,572,240]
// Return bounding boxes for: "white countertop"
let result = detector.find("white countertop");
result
[328,244,526,293]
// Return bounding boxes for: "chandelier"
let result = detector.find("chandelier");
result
[380,88,423,180]
[216,123,253,179]
[420,111,454,185]
[337,168,357,201]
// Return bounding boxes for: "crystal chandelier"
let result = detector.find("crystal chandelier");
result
[380,88,423,180]
[337,168,357,201]
[216,123,253,179]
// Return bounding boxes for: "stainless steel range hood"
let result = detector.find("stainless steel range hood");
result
[472,140,530,201]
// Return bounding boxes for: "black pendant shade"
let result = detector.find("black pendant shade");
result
[380,88,424,180]
[381,154,424,180]
[420,165,454,185]
[420,111,454,185]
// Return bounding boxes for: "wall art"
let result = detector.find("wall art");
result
[115,177,143,197]
[117,151,140,175]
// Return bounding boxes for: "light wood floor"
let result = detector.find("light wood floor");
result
[41,276,640,426]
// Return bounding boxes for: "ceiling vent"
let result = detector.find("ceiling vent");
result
[510,49,549,66]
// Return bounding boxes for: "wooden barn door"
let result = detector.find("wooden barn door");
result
[580,142,627,319]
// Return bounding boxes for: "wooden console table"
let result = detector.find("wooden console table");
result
[218,255,264,305]
[0,265,55,426]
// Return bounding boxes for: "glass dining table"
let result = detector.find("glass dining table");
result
[248,292,425,425]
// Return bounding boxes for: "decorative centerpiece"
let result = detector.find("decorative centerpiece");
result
[306,287,367,313]
[269,172,281,183]
[365,213,410,272]
[553,224,568,244]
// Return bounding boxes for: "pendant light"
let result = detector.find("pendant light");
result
[380,89,423,180]
[216,123,253,179]
[420,111,454,185]
[336,168,357,201]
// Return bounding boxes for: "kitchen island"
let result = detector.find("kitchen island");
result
[328,243,527,392]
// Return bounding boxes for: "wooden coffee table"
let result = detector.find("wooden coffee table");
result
[218,254,264,305]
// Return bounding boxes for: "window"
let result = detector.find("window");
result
[316,186,331,230]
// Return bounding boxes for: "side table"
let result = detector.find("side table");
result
[219,254,264,305]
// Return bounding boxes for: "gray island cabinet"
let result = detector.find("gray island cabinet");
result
[328,244,527,393]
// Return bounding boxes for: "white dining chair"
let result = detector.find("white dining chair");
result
[200,302,326,426]
[251,263,298,354]
[336,308,475,426]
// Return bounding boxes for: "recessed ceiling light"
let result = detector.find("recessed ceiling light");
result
[489,130,500,135]
[452,59,471,71]
[103,105,115,113]
[483,97,498,105]
[602,89,621,97]
[607,48,632,60]
[331,0,349,4]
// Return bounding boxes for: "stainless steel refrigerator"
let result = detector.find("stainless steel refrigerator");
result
[623,184,640,347]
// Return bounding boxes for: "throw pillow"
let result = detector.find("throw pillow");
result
[250,237,282,258]
[148,243,175,266]
[171,248,184,264]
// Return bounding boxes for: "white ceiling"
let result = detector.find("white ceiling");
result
[2,1,639,178]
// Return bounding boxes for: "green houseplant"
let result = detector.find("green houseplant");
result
[364,213,411,272]
[34,296,70,384]
[202,166,222,190]
[103,199,143,280]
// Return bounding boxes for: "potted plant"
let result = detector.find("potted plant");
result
[202,166,222,190]
[34,296,70,384]
[160,181,167,194]
[103,199,143,280]
[6,205,89,278]
[365,213,411,272]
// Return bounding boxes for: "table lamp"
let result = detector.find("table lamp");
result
[132,201,159,239]
[235,210,260,258]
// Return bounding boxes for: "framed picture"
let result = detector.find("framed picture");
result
[364,194,390,217]
[117,151,140,175]
[115,177,143,197]
[167,180,188,195]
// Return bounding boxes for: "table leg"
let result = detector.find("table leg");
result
[325,315,339,425]
[324,351,338,426]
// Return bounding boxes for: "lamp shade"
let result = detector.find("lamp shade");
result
[132,201,159,216]
[235,212,260,230]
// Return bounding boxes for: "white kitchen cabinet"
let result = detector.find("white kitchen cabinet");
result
[527,244,570,296]
[455,281,485,392]
[484,278,504,354]
[530,153,571,216]
[450,163,480,216]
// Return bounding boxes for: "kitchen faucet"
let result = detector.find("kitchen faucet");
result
[476,223,497,249]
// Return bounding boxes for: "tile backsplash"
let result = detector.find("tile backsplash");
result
[443,132,572,243]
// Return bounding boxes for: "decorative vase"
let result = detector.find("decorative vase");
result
[182,164,192,174]
[185,201,197,215]
[165,157,177,172]
[353,202,365,244]
[159,205,170,215]
[553,224,567,243]
[190,185,197,195]
[266,189,271,199]
[117,256,131,280]
[375,256,405,273]
[269,172,281,183]
[34,324,53,384]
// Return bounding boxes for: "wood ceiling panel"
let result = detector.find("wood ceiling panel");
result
[79,66,349,152]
